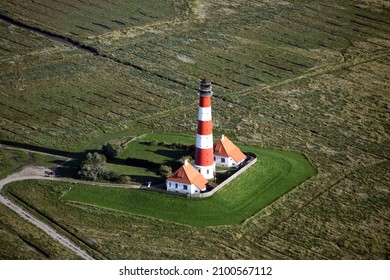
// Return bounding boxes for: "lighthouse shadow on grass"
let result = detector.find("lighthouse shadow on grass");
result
[110,157,159,171]
[153,149,192,170]
[152,148,192,162]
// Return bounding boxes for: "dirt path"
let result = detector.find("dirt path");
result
[0,166,94,260]
[0,143,142,259]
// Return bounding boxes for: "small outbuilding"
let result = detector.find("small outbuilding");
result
[166,160,208,195]
[214,135,246,168]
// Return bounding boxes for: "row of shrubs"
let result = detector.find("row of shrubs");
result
[78,141,195,183]
[143,140,196,151]
[77,152,183,183]
[101,141,196,161]
[77,152,132,183]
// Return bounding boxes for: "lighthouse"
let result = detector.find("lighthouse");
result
[194,78,215,179]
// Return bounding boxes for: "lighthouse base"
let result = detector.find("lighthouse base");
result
[193,163,215,180]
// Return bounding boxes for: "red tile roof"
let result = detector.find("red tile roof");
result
[167,161,208,191]
[214,135,246,163]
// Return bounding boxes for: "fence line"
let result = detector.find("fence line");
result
[141,185,188,197]
[191,156,258,198]
[139,154,258,199]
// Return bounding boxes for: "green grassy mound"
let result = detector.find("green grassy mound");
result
[61,146,315,227]
[105,133,195,181]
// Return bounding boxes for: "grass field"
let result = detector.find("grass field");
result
[0,147,79,259]
[1,0,388,153]
[61,147,315,227]
[0,203,80,260]
[105,133,196,181]
[4,145,315,227]
[0,0,389,259]
[0,147,63,179]
[4,160,388,259]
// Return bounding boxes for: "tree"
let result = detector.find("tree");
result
[101,142,122,160]
[78,152,109,181]
[149,139,159,146]
[159,165,172,178]
[83,152,106,165]
[117,175,132,184]
[178,155,193,165]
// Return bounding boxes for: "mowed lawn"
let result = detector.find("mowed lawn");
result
[106,133,194,180]
[61,146,316,227]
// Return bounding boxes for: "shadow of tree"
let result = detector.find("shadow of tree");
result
[0,140,194,183]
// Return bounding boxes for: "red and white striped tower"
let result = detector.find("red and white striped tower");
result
[194,78,215,180]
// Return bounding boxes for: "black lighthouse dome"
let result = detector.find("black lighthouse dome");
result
[198,78,213,96]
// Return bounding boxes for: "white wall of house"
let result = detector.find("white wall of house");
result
[166,181,203,195]
[214,156,243,168]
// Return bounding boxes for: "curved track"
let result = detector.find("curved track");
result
[0,166,94,260]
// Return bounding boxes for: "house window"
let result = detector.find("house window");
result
[169,182,171,187]
[221,158,225,163]
[183,185,188,190]
[206,169,209,174]
[175,183,178,188]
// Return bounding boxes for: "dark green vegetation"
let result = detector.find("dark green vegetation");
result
[5,161,388,259]
[78,152,110,181]
[60,148,314,227]
[0,0,389,259]
[101,142,122,160]
[106,134,196,181]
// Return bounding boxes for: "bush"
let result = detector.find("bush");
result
[179,155,192,164]
[149,139,159,146]
[83,152,106,165]
[78,152,109,181]
[106,170,120,182]
[101,142,122,160]
[117,175,132,184]
[78,163,109,181]
[142,140,195,151]
[159,165,172,178]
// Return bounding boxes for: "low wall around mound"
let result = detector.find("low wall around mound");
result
[189,154,257,198]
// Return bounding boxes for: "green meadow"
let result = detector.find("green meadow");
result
[60,146,315,227]
[1,0,388,259]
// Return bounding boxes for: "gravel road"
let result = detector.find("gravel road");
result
[0,165,94,260]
